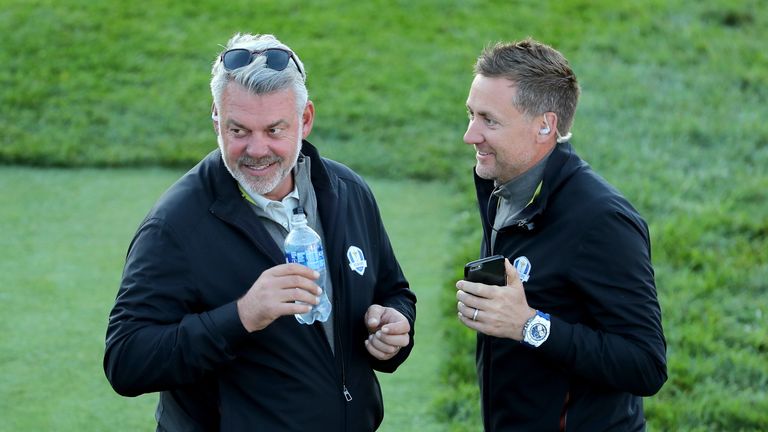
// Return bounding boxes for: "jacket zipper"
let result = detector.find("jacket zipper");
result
[329,276,351,432]
[333,276,352,404]
[484,192,499,255]
[339,323,351,401]
[559,391,569,431]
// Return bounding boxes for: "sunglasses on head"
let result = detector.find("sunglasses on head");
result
[220,48,304,77]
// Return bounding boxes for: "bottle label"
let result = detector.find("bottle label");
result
[285,243,325,272]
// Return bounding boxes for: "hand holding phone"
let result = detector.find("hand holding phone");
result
[464,255,506,286]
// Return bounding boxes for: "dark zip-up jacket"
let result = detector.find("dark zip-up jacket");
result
[104,142,416,431]
[474,142,666,431]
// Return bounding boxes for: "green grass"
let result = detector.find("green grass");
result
[2,0,766,180]
[0,167,169,431]
[2,0,768,430]
[0,167,457,431]
[371,179,462,432]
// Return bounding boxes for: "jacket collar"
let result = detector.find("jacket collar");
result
[208,140,342,265]
[474,141,581,249]
[288,142,347,284]
[298,142,344,263]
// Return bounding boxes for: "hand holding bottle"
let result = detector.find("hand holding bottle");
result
[236,264,322,333]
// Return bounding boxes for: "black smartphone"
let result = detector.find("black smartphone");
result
[464,255,506,286]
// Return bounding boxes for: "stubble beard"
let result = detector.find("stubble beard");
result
[475,156,503,184]
[218,133,303,198]
[476,151,532,186]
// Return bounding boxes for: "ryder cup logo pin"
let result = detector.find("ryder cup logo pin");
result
[513,256,531,282]
[347,246,367,276]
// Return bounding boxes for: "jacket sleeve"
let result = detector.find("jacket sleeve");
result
[103,218,251,397]
[538,209,667,396]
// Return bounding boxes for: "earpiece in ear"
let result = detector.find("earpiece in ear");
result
[540,113,552,135]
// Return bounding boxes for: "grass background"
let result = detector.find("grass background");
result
[1,0,767,430]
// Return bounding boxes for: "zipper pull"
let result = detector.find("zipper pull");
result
[342,385,353,402]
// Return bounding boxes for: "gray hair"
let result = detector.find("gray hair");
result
[210,33,308,116]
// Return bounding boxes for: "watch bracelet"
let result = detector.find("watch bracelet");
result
[521,311,536,341]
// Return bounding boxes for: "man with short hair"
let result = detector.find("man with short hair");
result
[455,38,667,431]
[104,33,416,431]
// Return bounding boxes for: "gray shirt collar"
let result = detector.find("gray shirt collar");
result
[491,148,552,238]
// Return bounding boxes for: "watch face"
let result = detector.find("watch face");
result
[530,322,548,342]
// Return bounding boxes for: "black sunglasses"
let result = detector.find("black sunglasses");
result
[220,48,304,77]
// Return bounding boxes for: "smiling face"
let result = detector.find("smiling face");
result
[215,82,314,201]
[463,75,552,185]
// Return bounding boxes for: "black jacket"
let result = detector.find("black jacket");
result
[104,142,416,431]
[474,142,666,431]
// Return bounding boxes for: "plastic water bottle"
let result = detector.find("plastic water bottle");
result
[284,207,332,324]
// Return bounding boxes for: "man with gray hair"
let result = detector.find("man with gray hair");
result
[104,33,416,431]
[455,38,666,430]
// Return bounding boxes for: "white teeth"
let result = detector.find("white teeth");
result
[248,163,271,170]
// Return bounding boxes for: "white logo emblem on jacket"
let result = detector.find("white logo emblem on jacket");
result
[347,246,367,275]
[513,256,531,282]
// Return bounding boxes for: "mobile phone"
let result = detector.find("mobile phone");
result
[464,255,506,286]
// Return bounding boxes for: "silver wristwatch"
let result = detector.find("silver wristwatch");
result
[522,310,551,348]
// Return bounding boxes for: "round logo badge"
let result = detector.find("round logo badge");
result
[512,256,532,282]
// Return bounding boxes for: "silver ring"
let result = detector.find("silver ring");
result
[472,308,479,321]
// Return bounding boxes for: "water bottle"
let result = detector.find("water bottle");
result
[284,207,332,324]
